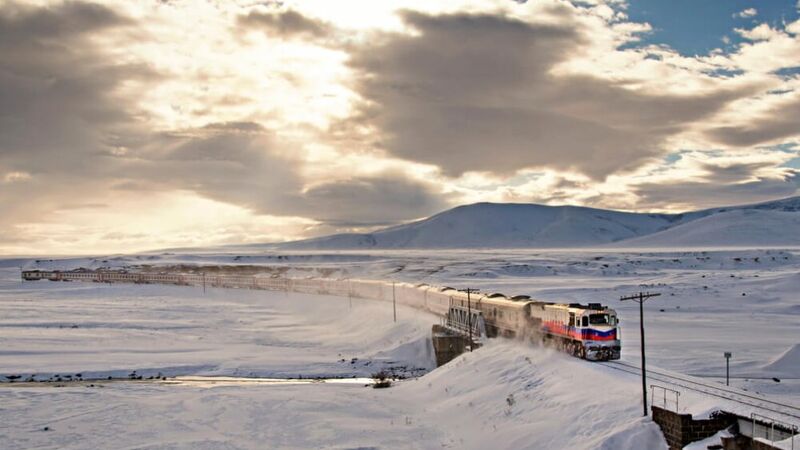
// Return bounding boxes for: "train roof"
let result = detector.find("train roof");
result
[477,295,531,309]
[538,302,614,313]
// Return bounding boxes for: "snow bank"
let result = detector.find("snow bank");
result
[682,429,733,450]
[395,340,668,450]
[762,344,800,377]
[0,339,669,450]
[772,434,800,450]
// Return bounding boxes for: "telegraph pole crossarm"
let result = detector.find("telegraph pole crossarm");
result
[620,291,661,417]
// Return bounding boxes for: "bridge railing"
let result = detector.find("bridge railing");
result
[651,385,680,412]
[750,413,798,449]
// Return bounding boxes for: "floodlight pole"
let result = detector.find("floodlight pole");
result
[724,352,732,386]
[621,291,661,417]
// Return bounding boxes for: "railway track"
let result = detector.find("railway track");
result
[600,360,800,422]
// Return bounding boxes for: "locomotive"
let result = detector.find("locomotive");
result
[440,289,621,361]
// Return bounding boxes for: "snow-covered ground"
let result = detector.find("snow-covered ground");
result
[0,267,435,380]
[2,247,799,449]
[0,341,668,450]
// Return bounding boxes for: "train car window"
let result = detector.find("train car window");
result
[568,313,575,327]
[581,316,588,327]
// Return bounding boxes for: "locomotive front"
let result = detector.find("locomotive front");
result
[578,306,621,361]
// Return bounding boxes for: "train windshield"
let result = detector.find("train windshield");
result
[589,314,616,326]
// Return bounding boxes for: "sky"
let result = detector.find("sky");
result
[1,0,799,255]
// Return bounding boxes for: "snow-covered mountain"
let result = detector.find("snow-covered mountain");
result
[280,196,800,249]
[615,209,800,248]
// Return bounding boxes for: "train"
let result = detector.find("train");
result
[427,288,621,361]
[21,269,621,361]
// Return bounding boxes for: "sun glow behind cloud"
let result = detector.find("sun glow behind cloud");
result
[5,191,317,255]
[0,0,799,254]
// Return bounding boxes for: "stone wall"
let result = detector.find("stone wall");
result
[652,406,737,450]
[431,325,471,367]
[721,433,787,450]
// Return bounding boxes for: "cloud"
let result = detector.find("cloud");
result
[736,23,781,41]
[237,9,332,39]
[0,1,131,39]
[0,1,448,253]
[112,125,449,226]
[2,0,800,254]
[0,1,149,227]
[625,150,800,211]
[734,8,757,19]
[632,170,799,211]
[706,96,800,147]
[344,10,750,179]
[299,173,450,226]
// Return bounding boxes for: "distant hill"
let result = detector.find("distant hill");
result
[616,209,800,248]
[278,196,800,249]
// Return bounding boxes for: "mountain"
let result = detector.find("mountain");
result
[616,209,800,248]
[278,196,800,249]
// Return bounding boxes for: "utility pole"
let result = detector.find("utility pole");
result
[392,282,396,323]
[724,352,732,386]
[202,272,206,294]
[620,291,661,417]
[459,288,478,352]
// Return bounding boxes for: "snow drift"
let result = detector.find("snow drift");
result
[762,344,800,377]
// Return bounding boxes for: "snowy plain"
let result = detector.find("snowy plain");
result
[2,247,800,449]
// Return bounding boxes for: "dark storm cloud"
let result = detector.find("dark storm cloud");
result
[345,10,752,179]
[706,98,800,147]
[237,9,331,39]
